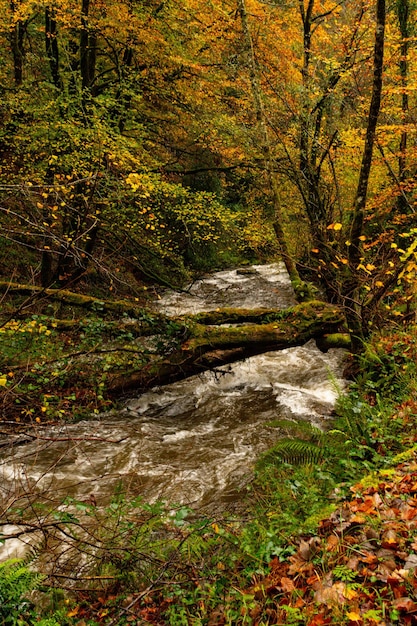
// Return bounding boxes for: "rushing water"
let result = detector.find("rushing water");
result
[0,263,346,556]
[157,263,297,314]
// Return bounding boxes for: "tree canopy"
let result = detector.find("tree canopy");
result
[0,0,416,341]
[6,4,417,624]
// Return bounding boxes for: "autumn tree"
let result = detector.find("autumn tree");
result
[1,0,416,350]
[237,0,301,284]
[231,0,417,347]
[0,0,256,288]
[344,0,386,347]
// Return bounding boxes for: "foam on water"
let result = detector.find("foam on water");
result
[1,262,347,560]
[156,262,297,315]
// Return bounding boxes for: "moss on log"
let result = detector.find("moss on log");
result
[316,333,352,352]
[0,280,163,320]
[186,308,289,325]
[185,302,344,353]
[108,301,345,394]
[0,283,346,400]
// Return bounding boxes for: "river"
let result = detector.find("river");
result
[0,263,346,557]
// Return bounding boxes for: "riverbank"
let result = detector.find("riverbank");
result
[0,265,344,435]
[1,271,417,624]
[2,327,417,624]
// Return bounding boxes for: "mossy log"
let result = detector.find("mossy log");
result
[186,301,345,351]
[43,311,282,334]
[107,301,346,394]
[0,283,347,397]
[0,280,162,319]
[316,333,352,352]
[186,307,292,325]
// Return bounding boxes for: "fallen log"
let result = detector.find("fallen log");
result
[0,281,347,388]
[0,296,348,424]
[0,280,161,320]
[316,333,351,352]
[107,300,347,394]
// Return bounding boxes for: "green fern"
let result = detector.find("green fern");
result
[332,564,358,582]
[262,417,336,467]
[0,557,44,625]
[268,418,327,444]
[261,391,387,469]
[258,438,327,467]
[266,399,374,468]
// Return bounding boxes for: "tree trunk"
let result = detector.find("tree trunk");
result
[0,281,162,318]
[80,0,96,90]
[346,0,386,350]
[45,6,62,90]
[106,300,346,393]
[397,0,409,193]
[10,2,25,86]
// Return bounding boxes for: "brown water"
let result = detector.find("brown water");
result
[0,263,346,557]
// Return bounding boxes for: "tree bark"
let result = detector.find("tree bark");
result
[106,300,346,393]
[0,281,164,319]
[45,6,63,90]
[0,281,346,392]
[397,0,409,191]
[346,0,386,350]
[80,0,96,90]
[10,1,25,86]
[349,0,386,269]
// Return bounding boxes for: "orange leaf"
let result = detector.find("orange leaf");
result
[401,505,417,520]
[381,528,400,550]
[360,551,378,565]
[281,577,296,593]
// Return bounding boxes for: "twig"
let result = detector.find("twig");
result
[46,573,117,580]
[8,433,128,444]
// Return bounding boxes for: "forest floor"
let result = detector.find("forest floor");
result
[47,441,417,626]
[81,451,417,626]
[245,452,417,626]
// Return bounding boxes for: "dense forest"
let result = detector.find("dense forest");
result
[3,0,417,624]
[2,0,414,317]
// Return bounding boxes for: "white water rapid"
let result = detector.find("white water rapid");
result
[0,263,346,557]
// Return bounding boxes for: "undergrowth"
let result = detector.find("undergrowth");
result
[0,311,185,425]
[2,328,417,624]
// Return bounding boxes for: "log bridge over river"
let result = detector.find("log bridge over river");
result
[0,279,349,393]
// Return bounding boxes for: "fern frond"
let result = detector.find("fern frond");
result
[268,419,328,449]
[0,557,44,621]
[258,438,326,467]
